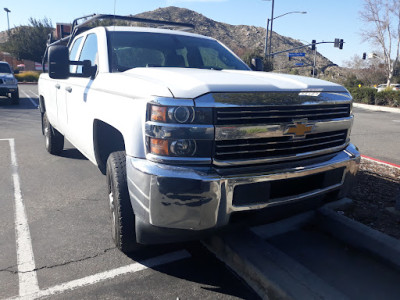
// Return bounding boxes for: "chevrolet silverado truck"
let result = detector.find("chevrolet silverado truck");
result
[38,15,360,253]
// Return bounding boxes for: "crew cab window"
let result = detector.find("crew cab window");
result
[77,33,98,73]
[69,37,83,73]
[108,31,250,72]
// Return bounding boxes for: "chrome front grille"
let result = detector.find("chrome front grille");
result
[214,130,348,161]
[215,104,351,125]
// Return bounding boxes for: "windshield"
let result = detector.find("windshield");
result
[107,31,250,72]
[0,63,12,73]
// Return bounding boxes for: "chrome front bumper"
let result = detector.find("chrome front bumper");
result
[127,144,360,243]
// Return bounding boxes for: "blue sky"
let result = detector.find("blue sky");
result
[2,0,369,66]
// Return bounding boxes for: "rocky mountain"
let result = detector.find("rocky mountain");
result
[135,6,338,77]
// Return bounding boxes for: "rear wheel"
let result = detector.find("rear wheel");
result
[106,151,139,253]
[43,113,64,155]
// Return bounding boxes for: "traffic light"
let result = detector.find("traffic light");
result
[289,56,292,61]
[339,39,344,50]
[311,69,317,76]
[311,40,316,51]
[362,52,366,60]
[334,38,340,48]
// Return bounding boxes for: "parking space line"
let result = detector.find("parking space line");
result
[1,138,39,296]
[20,90,38,108]
[12,250,191,300]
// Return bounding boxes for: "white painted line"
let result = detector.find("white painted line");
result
[12,250,191,300]
[21,90,38,108]
[3,138,39,296]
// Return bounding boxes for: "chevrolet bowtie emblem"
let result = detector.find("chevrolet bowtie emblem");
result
[285,120,313,138]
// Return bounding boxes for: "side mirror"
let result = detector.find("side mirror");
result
[48,45,70,79]
[47,45,97,79]
[251,57,264,71]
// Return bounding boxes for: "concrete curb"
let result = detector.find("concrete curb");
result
[203,198,400,299]
[202,229,347,300]
[317,206,400,271]
[18,82,38,85]
[353,102,400,114]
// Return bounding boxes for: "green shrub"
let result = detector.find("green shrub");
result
[375,91,400,107]
[15,71,40,82]
[347,87,376,105]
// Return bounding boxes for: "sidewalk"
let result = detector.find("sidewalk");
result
[353,102,400,114]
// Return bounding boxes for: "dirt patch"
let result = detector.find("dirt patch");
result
[342,159,400,239]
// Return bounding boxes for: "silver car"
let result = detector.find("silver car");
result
[0,61,19,104]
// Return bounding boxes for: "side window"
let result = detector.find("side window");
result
[77,33,98,73]
[69,37,83,73]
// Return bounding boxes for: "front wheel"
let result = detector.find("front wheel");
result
[11,91,19,105]
[43,112,64,155]
[106,151,139,253]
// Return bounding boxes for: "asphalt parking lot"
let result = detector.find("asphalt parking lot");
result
[0,84,259,299]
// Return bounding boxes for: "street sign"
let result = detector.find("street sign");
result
[295,63,304,66]
[288,52,306,57]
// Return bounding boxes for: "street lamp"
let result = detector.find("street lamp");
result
[265,11,307,58]
[4,8,11,32]
[262,0,306,58]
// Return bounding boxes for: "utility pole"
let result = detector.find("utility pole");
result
[268,0,275,59]
[264,18,270,57]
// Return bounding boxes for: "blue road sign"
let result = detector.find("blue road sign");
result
[295,63,304,66]
[288,52,306,57]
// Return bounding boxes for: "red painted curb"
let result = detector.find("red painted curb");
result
[361,155,400,169]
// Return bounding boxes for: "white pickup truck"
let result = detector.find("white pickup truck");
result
[38,15,360,253]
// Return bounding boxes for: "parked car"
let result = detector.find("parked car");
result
[0,61,19,104]
[376,83,400,92]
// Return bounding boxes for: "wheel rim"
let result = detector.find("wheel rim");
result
[109,191,116,239]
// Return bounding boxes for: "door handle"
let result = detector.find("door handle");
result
[55,84,60,89]
[65,87,72,93]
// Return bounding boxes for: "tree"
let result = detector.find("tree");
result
[344,54,386,86]
[1,18,53,62]
[360,0,400,86]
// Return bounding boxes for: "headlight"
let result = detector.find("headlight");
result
[149,104,212,124]
[148,137,212,158]
[146,102,213,162]
[168,106,193,123]
[170,139,196,156]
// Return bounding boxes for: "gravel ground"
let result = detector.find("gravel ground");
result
[342,158,400,239]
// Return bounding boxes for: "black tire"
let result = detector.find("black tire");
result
[106,151,138,253]
[43,112,64,155]
[11,91,19,105]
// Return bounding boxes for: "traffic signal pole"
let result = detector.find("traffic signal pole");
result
[268,40,344,57]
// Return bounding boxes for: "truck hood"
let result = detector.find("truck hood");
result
[123,68,347,99]
[0,73,15,79]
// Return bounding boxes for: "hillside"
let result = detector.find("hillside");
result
[135,7,338,77]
